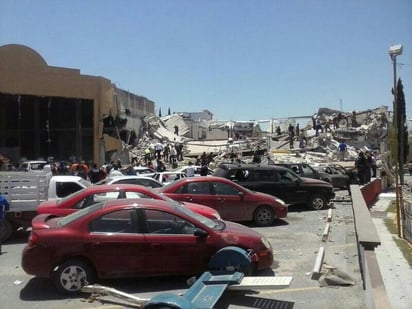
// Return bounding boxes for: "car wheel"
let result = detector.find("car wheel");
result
[309,194,327,210]
[253,206,274,227]
[54,259,95,294]
[0,219,13,243]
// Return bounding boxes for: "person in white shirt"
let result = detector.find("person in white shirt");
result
[186,162,195,177]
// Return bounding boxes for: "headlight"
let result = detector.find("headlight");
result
[275,198,286,206]
[213,213,222,220]
[261,237,272,250]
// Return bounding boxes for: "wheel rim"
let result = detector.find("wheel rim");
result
[59,265,88,292]
[311,197,325,210]
[255,208,273,225]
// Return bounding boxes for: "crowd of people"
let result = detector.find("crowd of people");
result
[354,149,378,185]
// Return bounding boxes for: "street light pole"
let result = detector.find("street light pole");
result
[389,44,403,237]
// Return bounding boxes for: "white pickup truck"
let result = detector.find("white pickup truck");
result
[0,172,91,242]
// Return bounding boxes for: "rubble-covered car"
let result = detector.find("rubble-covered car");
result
[37,184,221,220]
[311,163,358,186]
[213,163,335,210]
[22,198,274,294]
[275,162,350,189]
[158,176,288,226]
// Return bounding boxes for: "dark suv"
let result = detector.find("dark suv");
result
[213,163,335,210]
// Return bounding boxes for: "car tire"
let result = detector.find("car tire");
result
[253,206,274,227]
[0,219,13,243]
[309,194,327,210]
[54,259,95,294]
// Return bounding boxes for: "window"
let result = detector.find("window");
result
[187,182,210,194]
[279,169,299,183]
[89,209,137,233]
[232,169,250,181]
[144,209,195,235]
[254,170,276,181]
[55,182,86,198]
[212,182,240,195]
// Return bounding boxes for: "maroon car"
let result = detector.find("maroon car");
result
[22,199,274,294]
[37,184,221,220]
[158,176,288,226]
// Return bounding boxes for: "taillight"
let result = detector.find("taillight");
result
[27,232,39,246]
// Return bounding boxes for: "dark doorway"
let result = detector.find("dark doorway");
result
[0,93,93,163]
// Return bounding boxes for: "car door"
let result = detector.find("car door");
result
[83,208,147,277]
[276,169,309,204]
[141,209,215,275]
[167,181,217,209]
[210,181,250,221]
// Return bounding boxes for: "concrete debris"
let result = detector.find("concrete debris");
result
[109,106,392,177]
[319,264,356,287]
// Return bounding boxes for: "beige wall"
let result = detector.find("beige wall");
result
[0,44,116,165]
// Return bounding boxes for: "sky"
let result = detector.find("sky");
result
[1,0,411,122]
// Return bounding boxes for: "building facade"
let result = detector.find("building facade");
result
[0,44,154,166]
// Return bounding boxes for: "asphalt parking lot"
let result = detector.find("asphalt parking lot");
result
[0,190,369,308]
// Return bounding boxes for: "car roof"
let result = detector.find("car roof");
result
[216,163,289,171]
[166,175,234,185]
[86,183,151,192]
[106,175,156,180]
[99,197,180,212]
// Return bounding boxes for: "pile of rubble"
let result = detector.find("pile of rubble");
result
[114,105,390,168]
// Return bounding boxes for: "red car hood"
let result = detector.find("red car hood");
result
[220,220,265,244]
[182,202,221,220]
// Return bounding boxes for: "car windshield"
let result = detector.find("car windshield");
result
[173,203,222,230]
[58,203,104,226]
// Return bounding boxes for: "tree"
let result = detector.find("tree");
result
[158,108,162,117]
[396,79,409,163]
[168,107,171,115]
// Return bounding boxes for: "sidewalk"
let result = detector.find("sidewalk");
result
[370,193,412,309]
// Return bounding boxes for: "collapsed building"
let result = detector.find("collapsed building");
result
[0,44,400,176]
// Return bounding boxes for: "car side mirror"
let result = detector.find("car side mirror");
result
[238,191,244,198]
[194,228,208,237]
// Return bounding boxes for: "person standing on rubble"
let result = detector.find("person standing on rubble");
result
[288,124,295,149]
[338,140,347,161]
[370,151,377,178]
[364,151,372,182]
[175,141,184,161]
[355,150,367,184]
[154,141,163,160]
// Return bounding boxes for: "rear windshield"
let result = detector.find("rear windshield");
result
[58,203,103,226]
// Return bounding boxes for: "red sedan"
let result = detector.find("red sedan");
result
[22,199,274,294]
[37,184,221,220]
[158,176,288,226]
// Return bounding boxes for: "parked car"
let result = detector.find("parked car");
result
[173,165,214,176]
[95,175,163,188]
[309,163,352,189]
[22,198,273,294]
[153,171,187,185]
[213,163,335,210]
[37,184,221,220]
[18,160,48,172]
[275,162,350,189]
[158,176,287,226]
